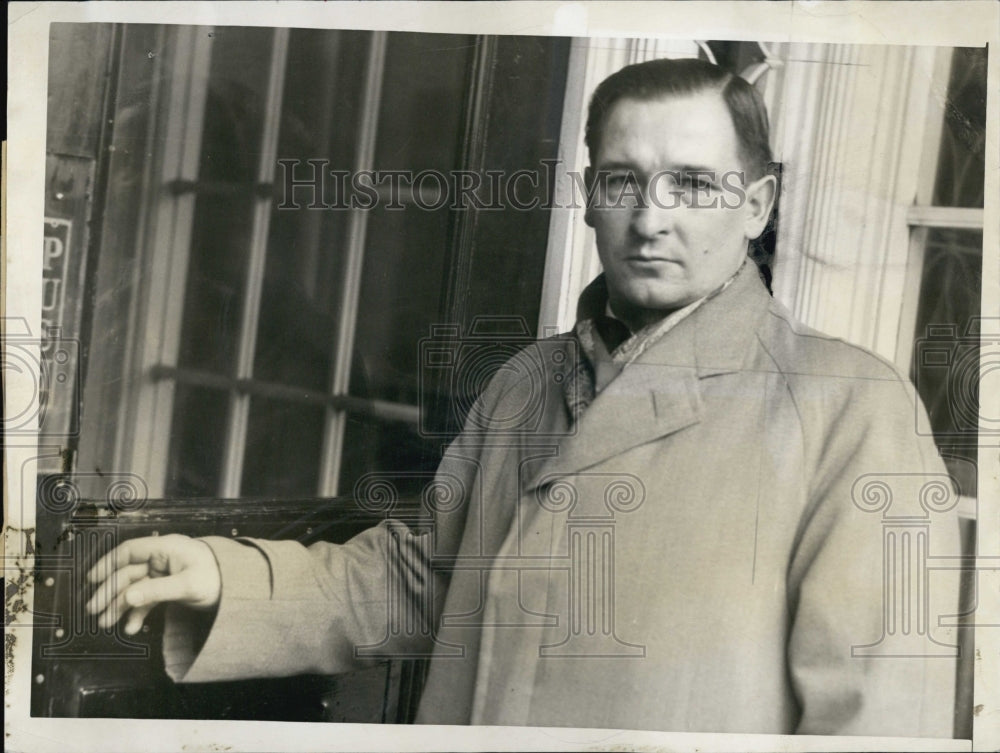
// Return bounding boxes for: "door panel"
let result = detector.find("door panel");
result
[31,493,427,722]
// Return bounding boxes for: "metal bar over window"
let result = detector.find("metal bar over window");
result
[150,364,420,425]
[166,179,274,198]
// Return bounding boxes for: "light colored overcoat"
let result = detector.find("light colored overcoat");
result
[165,264,960,737]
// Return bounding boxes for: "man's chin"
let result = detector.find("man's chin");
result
[616,283,695,313]
[607,286,701,327]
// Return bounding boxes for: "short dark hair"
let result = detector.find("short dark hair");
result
[585,57,773,181]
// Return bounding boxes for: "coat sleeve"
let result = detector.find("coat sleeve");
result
[786,362,962,738]
[161,438,488,683]
[160,358,527,683]
[162,521,431,682]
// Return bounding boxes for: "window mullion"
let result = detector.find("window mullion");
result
[124,27,213,498]
[905,206,984,229]
[218,28,290,498]
[894,226,930,371]
[914,49,955,207]
[317,31,388,497]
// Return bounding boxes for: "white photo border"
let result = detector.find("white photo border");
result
[6,2,998,751]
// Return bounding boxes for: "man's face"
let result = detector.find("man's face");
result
[585,90,774,328]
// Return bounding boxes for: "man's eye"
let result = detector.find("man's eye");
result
[681,175,715,191]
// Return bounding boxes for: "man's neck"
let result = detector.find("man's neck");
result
[607,298,682,333]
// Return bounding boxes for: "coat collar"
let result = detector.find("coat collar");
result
[524,262,772,490]
[690,260,772,377]
[576,260,771,378]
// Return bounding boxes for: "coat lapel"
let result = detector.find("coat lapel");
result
[691,262,771,378]
[525,262,771,490]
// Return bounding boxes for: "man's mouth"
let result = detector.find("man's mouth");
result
[624,255,679,265]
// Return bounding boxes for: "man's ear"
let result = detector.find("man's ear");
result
[743,173,777,240]
[584,165,595,228]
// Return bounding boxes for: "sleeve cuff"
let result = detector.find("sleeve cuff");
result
[162,536,272,682]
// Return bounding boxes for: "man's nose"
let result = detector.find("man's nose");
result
[628,193,677,239]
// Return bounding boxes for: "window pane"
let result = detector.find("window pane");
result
[165,384,228,497]
[373,33,475,172]
[240,397,325,497]
[253,29,370,391]
[178,192,255,374]
[177,27,276,376]
[339,416,439,501]
[910,227,982,496]
[197,27,275,182]
[932,47,987,209]
[351,206,452,406]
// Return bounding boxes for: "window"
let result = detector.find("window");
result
[72,25,569,504]
[108,27,475,500]
[900,47,986,502]
[152,28,476,500]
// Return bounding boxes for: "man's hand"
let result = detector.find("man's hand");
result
[85,534,222,635]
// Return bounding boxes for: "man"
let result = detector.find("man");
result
[87,58,960,737]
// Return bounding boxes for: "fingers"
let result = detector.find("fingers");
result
[124,571,197,608]
[86,536,169,585]
[82,534,217,631]
[85,562,150,616]
[97,572,194,629]
[85,535,193,629]
[123,603,155,636]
